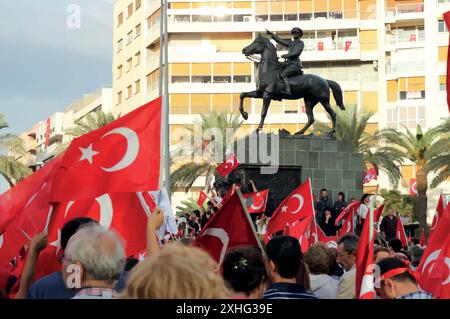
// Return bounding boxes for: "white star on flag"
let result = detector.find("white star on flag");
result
[138,253,146,261]
[49,229,62,255]
[281,205,288,213]
[79,143,99,164]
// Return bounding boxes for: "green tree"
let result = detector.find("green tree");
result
[170,111,243,192]
[0,113,32,186]
[57,110,118,154]
[313,105,401,183]
[425,117,450,188]
[377,123,448,236]
[378,189,414,221]
[175,197,205,217]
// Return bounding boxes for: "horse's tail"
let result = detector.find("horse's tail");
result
[327,80,345,110]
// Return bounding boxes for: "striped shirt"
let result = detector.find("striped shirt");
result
[397,291,433,299]
[263,283,318,299]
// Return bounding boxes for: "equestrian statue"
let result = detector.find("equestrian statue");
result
[239,28,345,137]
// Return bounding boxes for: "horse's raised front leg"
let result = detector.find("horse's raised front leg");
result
[239,91,259,120]
[256,92,272,134]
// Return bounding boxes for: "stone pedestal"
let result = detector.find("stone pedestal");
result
[233,133,364,215]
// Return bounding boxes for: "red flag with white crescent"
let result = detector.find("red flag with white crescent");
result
[430,195,445,239]
[216,154,240,177]
[193,192,259,265]
[418,203,450,298]
[198,191,208,206]
[50,97,162,202]
[335,200,360,237]
[243,189,269,214]
[409,178,418,197]
[265,179,315,243]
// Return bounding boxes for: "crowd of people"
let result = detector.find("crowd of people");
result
[0,185,432,300]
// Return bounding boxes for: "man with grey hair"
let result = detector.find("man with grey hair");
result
[335,233,359,299]
[63,223,126,299]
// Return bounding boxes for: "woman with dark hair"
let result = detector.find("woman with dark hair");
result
[355,194,371,236]
[222,246,268,299]
[333,192,347,216]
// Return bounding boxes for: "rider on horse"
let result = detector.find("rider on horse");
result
[266,27,304,96]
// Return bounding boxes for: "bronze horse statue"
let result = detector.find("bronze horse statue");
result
[240,34,345,137]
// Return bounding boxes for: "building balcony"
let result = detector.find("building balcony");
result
[385,3,424,22]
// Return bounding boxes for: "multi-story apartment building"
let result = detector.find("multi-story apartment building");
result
[113,0,449,217]
[24,88,113,168]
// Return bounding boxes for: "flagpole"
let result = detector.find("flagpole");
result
[159,0,171,196]
[236,188,265,254]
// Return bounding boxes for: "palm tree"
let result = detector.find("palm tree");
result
[57,110,118,154]
[170,111,243,192]
[175,198,204,217]
[313,105,401,183]
[426,117,450,188]
[377,123,448,236]
[0,113,32,187]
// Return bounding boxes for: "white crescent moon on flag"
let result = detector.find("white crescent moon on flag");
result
[346,220,352,233]
[0,234,3,248]
[411,181,417,193]
[64,201,75,219]
[431,213,439,231]
[101,127,140,172]
[200,228,229,265]
[250,197,265,211]
[96,194,114,229]
[422,249,450,286]
[289,194,304,215]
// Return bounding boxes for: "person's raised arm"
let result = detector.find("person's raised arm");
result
[14,232,48,299]
[147,207,164,258]
[266,29,291,47]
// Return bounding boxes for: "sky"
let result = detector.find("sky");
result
[0,0,114,135]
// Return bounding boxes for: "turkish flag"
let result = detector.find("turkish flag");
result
[396,214,408,248]
[193,192,259,265]
[445,11,450,113]
[363,168,377,184]
[286,216,313,253]
[419,228,426,247]
[355,211,376,299]
[0,156,61,235]
[374,204,385,223]
[344,40,352,52]
[417,205,450,298]
[265,179,314,243]
[308,217,319,246]
[409,178,418,197]
[430,195,445,239]
[335,200,360,237]
[216,154,239,177]
[418,204,450,298]
[243,189,269,214]
[50,97,162,202]
[198,191,208,206]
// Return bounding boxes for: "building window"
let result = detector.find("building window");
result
[127,85,132,99]
[439,20,448,33]
[117,39,123,52]
[118,13,124,26]
[117,65,123,79]
[135,79,141,94]
[127,4,133,18]
[135,0,141,10]
[127,58,132,72]
[127,31,133,45]
[135,24,141,38]
[135,51,141,66]
[439,75,447,91]
[117,91,122,105]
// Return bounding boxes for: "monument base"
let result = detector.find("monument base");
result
[233,133,365,215]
